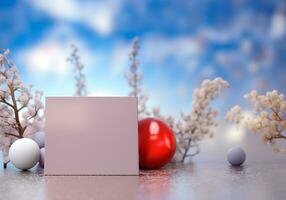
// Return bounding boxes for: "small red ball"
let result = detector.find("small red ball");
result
[138,118,176,169]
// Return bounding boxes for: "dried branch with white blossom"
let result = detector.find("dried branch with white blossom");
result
[124,39,229,161]
[225,90,286,153]
[154,78,230,162]
[67,44,88,96]
[125,37,149,119]
[0,49,44,168]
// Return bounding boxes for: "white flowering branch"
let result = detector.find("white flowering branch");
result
[0,49,44,168]
[226,90,286,153]
[154,78,230,162]
[125,37,149,119]
[124,39,228,161]
[67,44,88,96]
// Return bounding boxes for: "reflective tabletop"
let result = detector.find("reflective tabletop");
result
[1,161,285,200]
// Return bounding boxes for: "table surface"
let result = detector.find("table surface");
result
[1,161,285,200]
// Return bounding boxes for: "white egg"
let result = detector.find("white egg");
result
[9,138,40,170]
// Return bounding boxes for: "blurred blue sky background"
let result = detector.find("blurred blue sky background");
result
[1,0,286,161]
[1,0,286,113]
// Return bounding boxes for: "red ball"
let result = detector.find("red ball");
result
[138,118,176,169]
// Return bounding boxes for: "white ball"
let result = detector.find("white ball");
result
[9,138,40,170]
[39,147,45,168]
[32,131,45,148]
[227,147,246,166]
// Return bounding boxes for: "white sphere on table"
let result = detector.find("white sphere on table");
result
[39,147,45,168]
[227,147,246,166]
[32,131,45,148]
[9,138,40,170]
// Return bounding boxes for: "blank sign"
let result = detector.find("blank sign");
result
[44,97,139,176]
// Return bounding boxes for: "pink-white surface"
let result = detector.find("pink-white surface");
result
[44,97,139,175]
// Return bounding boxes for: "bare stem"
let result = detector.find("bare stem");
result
[9,85,23,138]
[182,138,193,162]
[5,132,21,138]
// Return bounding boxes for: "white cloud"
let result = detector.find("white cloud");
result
[198,11,270,44]
[143,35,202,61]
[22,42,68,76]
[200,27,241,44]
[29,0,79,20]
[82,2,117,36]
[141,34,204,71]
[107,35,204,77]
[16,25,94,78]
[270,11,286,39]
[109,41,130,76]
[28,0,122,36]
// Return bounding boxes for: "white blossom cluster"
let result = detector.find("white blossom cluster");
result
[154,78,230,162]
[225,105,243,124]
[67,44,88,96]
[0,49,44,167]
[125,38,149,119]
[226,90,286,152]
